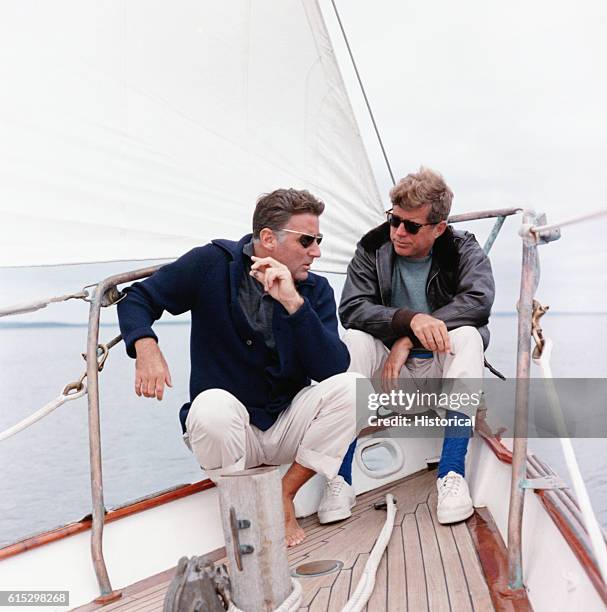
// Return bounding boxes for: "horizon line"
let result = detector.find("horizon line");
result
[1,311,607,329]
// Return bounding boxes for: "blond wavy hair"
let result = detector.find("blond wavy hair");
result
[389,167,453,223]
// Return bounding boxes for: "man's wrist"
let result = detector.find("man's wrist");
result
[282,294,304,315]
[134,337,158,355]
[392,308,418,335]
[402,336,414,349]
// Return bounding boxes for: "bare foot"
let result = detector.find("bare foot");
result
[282,494,306,547]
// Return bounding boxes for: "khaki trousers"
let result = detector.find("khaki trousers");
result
[184,372,361,482]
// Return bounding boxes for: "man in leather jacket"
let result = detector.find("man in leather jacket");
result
[317,167,495,525]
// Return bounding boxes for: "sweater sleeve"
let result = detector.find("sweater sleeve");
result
[117,247,208,358]
[281,278,350,381]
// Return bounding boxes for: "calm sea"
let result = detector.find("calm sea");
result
[0,313,606,547]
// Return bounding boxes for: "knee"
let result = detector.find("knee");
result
[448,326,483,351]
[330,371,364,396]
[322,372,364,427]
[186,389,244,437]
[343,329,381,367]
[343,328,378,357]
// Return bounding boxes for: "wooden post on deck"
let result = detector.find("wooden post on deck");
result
[217,467,292,611]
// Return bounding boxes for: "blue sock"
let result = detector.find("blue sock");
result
[337,439,356,485]
[438,411,471,479]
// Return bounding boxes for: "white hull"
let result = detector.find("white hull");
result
[468,436,606,611]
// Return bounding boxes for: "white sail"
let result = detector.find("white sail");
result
[0,0,383,270]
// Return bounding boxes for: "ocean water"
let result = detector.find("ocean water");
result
[0,314,606,547]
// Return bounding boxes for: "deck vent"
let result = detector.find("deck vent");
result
[292,559,343,578]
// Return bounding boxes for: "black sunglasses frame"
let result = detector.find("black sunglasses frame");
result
[386,211,439,235]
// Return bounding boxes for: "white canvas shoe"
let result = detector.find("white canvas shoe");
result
[436,471,474,524]
[317,476,356,524]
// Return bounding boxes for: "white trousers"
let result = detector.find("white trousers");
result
[343,326,484,417]
[343,326,484,380]
[184,372,361,482]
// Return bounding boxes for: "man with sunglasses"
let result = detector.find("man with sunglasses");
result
[325,167,494,525]
[117,188,360,547]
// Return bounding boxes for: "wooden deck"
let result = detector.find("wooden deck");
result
[84,469,511,611]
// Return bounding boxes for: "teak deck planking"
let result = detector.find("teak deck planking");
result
[82,469,511,611]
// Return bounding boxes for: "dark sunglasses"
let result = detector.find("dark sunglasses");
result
[281,228,323,248]
[386,211,439,235]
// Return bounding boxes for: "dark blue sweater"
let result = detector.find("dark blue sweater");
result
[117,234,350,431]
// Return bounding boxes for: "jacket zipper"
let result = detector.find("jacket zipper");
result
[426,269,439,295]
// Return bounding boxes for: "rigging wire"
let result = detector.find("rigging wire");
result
[329,0,396,186]
[531,208,607,235]
[0,290,89,318]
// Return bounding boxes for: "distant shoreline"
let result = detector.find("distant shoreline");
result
[0,320,191,329]
[1,311,606,329]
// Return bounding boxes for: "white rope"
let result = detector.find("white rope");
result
[533,338,607,583]
[341,494,397,612]
[227,577,302,612]
[0,385,87,442]
[531,208,607,234]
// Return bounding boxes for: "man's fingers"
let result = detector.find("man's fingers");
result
[419,329,433,351]
[155,377,164,401]
[381,364,391,392]
[265,269,277,292]
[436,323,450,352]
[165,370,173,388]
[432,327,445,352]
[250,257,271,269]
[381,358,404,393]
[251,255,281,268]
[144,378,155,398]
[250,269,266,287]
[251,256,284,274]
[442,328,451,353]
[381,369,392,394]
[135,378,142,397]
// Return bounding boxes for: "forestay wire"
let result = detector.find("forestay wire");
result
[329,0,396,186]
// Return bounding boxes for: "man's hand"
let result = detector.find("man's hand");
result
[381,336,413,391]
[410,313,451,353]
[475,408,507,441]
[250,256,304,314]
[134,338,173,400]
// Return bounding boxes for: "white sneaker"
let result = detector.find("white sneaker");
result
[436,471,474,524]
[317,476,356,524]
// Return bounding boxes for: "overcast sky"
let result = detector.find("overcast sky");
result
[322,0,607,313]
[1,0,606,322]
